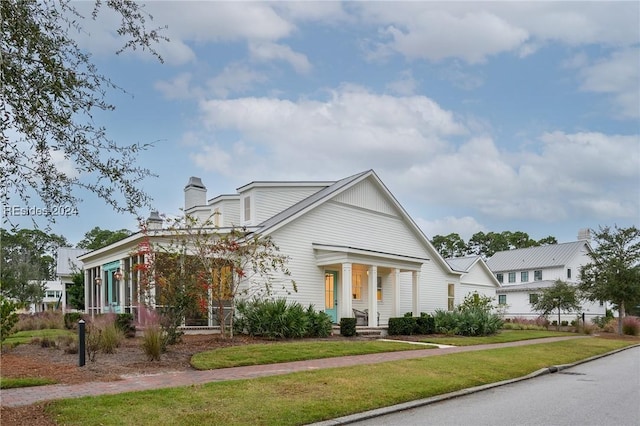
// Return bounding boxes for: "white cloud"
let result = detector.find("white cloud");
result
[207,64,268,98]
[386,70,418,96]
[51,150,79,179]
[578,48,640,119]
[249,42,311,74]
[154,73,200,100]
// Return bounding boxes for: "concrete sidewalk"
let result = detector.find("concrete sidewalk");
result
[0,336,583,408]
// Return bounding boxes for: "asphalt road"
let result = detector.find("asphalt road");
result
[349,346,640,426]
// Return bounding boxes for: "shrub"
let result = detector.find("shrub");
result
[86,328,101,362]
[64,312,83,330]
[582,323,597,335]
[1,296,19,342]
[142,324,164,361]
[388,317,416,335]
[99,323,123,353]
[15,311,65,331]
[235,298,309,339]
[457,308,503,336]
[115,313,136,338]
[621,316,640,336]
[602,318,618,333]
[561,321,569,327]
[305,306,333,338]
[433,310,459,335]
[340,318,356,337]
[58,335,78,354]
[416,313,435,334]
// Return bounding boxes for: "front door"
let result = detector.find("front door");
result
[324,271,338,323]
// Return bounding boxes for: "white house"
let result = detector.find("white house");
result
[486,239,606,323]
[78,170,500,329]
[446,256,501,310]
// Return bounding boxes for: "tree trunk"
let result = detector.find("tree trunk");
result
[618,301,625,335]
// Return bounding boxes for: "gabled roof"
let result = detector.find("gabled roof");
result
[486,241,591,272]
[255,169,459,275]
[56,247,88,276]
[446,255,482,273]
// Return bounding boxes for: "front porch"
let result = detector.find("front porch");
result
[314,244,429,327]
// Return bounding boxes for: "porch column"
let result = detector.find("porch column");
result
[412,271,420,316]
[85,269,92,318]
[368,265,378,327]
[341,263,353,320]
[391,268,400,317]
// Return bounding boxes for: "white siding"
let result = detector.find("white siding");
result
[255,187,325,224]
[500,291,606,323]
[333,179,396,215]
[268,197,456,322]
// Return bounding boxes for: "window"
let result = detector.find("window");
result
[534,270,542,281]
[508,272,516,283]
[496,273,504,283]
[529,293,539,304]
[447,284,455,311]
[498,294,507,305]
[377,276,383,301]
[352,273,362,300]
[243,196,251,222]
[567,268,572,279]
[521,271,529,282]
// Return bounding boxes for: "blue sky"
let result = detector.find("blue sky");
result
[4,1,639,247]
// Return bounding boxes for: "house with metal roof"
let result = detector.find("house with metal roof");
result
[78,170,482,330]
[486,241,606,322]
[445,256,501,310]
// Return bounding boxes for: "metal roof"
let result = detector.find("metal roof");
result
[496,280,559,293]
[445,256,481,272]
[486,241,591,272]
[56,247,88,276]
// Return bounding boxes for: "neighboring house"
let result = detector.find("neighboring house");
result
[445,256,501,310]
[28,247,87,313]
[78,170,490,328]
[28,280,63,313]
[486,240,606,322]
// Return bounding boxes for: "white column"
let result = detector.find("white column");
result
[368,265,378,326]
[412,271,420,316]
[85,269,92,318]
[392,268,401,317]
[341,263,353,320]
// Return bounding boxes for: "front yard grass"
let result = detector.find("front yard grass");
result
[1,377,57,389]
[420,329,572,346]
[191,340,430,369]
[47,337,635,426]
[2,329,75,347]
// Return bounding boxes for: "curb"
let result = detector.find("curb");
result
[310,343,640,425]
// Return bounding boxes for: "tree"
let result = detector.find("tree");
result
[136,215,296,341]
[1,0,167,219]
[66,271,85,311]
[579,225,640,334]
[77,227,132,250]
[0,228,68,306]
[431,233,467,258]
[531,280,581,330]
[537,236,558,246]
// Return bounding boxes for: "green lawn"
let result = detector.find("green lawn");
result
[1,377,57,389]
[420,330,572,346]
[2,329,74,347]
[47,338,635,426]
[191,340,431,369]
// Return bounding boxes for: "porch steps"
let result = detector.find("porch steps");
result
[331,326,387,338]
